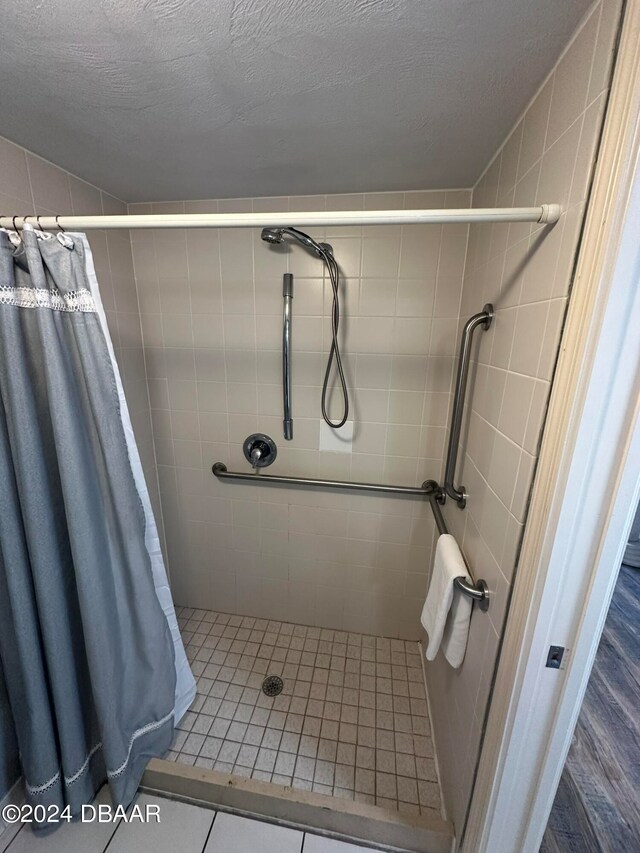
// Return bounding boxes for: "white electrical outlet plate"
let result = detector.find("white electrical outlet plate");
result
[319,420,354,453]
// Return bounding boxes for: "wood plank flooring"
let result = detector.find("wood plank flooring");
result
[541,564,640,852]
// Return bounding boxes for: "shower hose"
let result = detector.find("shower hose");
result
[318,246,349,429]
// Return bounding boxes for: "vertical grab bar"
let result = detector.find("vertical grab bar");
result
[444,303,493,507]
[283,273,294,440]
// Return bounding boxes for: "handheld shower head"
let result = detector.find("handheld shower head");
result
[260,227,284,244]
[261,226,332,258]
[285,227,324,256]
[260,224,348,429]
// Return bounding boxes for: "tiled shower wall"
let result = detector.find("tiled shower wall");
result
[425,0,622,833]
[0,135,150,798]
[0,0,620,823]
[128,190,470,639]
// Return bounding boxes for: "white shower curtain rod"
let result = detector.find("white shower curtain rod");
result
[1,204,561,231]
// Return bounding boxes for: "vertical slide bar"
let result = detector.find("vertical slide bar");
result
[283,273,294,440]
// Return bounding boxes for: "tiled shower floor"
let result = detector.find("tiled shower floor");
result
[169,607,443,820]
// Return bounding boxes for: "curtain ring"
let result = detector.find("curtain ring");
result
[8,216,23,247]
[55,215,65,233]
[36,215,46,233]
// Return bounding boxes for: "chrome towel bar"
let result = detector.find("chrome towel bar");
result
[212,463,489,610]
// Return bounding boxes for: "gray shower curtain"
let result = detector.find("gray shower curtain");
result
[0,228,191,819]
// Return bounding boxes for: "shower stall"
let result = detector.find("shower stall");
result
[0,0,623,849]
[122,46,621,829]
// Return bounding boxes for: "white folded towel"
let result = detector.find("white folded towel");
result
[421,533,473,668]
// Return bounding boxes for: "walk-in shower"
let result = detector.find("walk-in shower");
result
[261,226,350,431]
[0,0,623,849]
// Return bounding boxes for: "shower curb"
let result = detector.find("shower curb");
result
[142,759,453,853]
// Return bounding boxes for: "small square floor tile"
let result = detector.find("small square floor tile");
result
[175,607,443,820]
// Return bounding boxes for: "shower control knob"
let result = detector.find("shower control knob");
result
[243,434,277,469]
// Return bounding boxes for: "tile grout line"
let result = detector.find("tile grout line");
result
[100,809,126,853]
[1,824,23,853]
[173,606,442,816]
[198,809,218,853]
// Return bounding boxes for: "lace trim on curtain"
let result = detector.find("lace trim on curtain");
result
[0,286,96,313]
[24,710,174,796]
[107,710,174,778]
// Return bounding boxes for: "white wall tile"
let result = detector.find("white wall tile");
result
[517,77,553,181]
[129,189,470,638]
[424,0,621,835]
[26,153,72,212]
[546,6,600,148]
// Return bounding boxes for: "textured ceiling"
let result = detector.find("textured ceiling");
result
[0,0,592,202]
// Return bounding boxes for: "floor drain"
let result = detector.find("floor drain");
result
[262,675,284,697]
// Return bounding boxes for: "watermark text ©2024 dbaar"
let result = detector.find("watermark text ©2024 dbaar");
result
[1,802,161,824]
